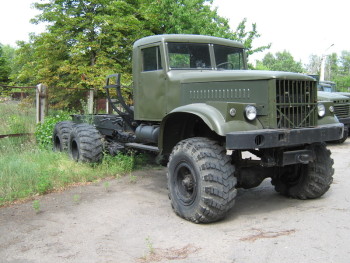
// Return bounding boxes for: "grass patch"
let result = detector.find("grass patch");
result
[0,101,36,134]
[0,141,152,206]
[0,102,155,206]
[0,143,153,206]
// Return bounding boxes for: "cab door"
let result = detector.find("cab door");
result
[136,45,166,121]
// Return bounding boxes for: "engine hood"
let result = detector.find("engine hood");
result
[337,92,350,98]
[167,70,314,83]
[318,91,350,101]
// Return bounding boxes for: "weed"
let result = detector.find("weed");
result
[35,111,72,149]
[37,175,52,194]
[129,174,137,184]
[73,194,81,204]
[103,181,110,192]
[145,236,155,255]
[32,200,41,213]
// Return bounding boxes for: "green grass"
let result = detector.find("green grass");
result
[0,101,36,134]
[0,102,154,206]
[0,139,152,206]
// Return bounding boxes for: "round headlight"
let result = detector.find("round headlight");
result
[329,106,335,113]
[245,105,257,121]
[318,103,326,117]
[229,108,236,117]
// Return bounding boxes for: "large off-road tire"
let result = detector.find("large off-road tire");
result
[271,143,334,199]
[52,121,74,152]
[68,123,103,163]
[167,137,237,223]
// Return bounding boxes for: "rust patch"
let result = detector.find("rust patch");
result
[240,228,296,242]
[137,244,200,263]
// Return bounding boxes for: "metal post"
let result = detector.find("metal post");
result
[36,84,48,124]
[320,56,326,81]
[106,98,110,114]
[320,44,334,82]
[87,89,94,114]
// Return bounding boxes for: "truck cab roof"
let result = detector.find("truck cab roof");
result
[133,34,244,49]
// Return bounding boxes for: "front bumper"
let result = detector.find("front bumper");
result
[226,123,344,150]
[339,117,350,129]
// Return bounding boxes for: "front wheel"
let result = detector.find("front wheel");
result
[167,137,237,223]
[271,143,334,199]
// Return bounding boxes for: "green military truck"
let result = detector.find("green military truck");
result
[317,91,350,143]
[318,80,350,97]
[313,78,350,143]
[53,34,344,223]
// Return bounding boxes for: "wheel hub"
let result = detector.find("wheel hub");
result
[182,176,193,191]
[174,162,197,206]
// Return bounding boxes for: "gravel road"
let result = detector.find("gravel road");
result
[1,142,350,263]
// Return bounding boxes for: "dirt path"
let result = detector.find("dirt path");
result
[1,143,350,263]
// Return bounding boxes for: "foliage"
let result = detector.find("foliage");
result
[0,45,11,84]
[305,54,321,76]
[232,18,271,57]
[334,51,350,89]
[8,0,270,109]
[0,101,36,135]
[307,51,350,89]
[256,50,304,73]
[35,111,72,148]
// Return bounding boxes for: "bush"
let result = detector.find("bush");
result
[35,111,72,148]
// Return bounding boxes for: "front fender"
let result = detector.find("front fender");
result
[165,103,264,136]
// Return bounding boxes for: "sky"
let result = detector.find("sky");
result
[0,0,45,45]
[0,0,349,66]
[213,0,349,65]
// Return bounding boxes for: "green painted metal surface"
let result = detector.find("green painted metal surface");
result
[131,34,338,136]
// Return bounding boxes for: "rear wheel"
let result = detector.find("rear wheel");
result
[271,143,334,199]
[68,123,103,163]
[52,121,74,152]
[167,137,237,223]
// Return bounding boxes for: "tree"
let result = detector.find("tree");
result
[13,0,270,109]
[325,53,338,81]
[0,44,11,84]
[306,51,350,90]
[142,1,270,57]
[332,51,350,90]
[256,50,304,73]
[305,54,321,75]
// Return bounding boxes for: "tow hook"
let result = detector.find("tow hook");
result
[282,150,315,166]
[297,154,312,164]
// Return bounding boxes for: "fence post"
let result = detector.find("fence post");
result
[87,89,94,114]
[36,84,48,124]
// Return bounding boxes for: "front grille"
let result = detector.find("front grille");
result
[276,79,317,128]
[334,104,350,118]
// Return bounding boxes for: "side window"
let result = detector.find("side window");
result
[142,46,162,71]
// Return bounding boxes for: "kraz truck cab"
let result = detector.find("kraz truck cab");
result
[53,34,344,223]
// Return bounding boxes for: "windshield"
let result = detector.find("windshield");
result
[213,45,244,70]
[167,42,245,70]
[168,43,211,69]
